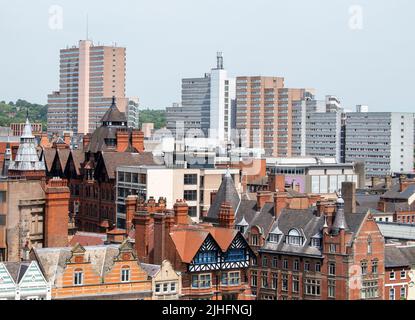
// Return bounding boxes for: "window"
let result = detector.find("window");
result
[121,266,130,282]
[262,256,268,267]
[251,234,259,246]
[251,271,257,287]
[328,280,336,298]
[229,272,240,285]
[74,269,83,286]
[401,270,407,279]
[304,261,310,272]
[283,259,288,270]
[328,263,336,276]
[170,282,177,293]
[293,259,299,271]
[372,260,378,274]
[261,272,268,288]
[367,236,372,255]
[225,249,244,262]
[269,233,281,243]
[282,274,288,292]
[163,283,169,292]
[192,274,211,288]
[292,276,299,293]
[315,262,321,273]
[184,190,197,201]
[311,237,321,248]
[400,286,406,299]
[286,229,303,246]
[389,288,395,300]
[184,174,197,185]
[188,206,197,217]
[272,257,278,269]
[194,251,217,264]
[390,272,395,280]
[329,244,336,253]
[361,281,379,299]
[305,279,321,296]
[361,261,368,275]
[271,273,278,290]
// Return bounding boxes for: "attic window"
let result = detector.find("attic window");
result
[286,229,304,246]
[269,233,281,243]
[311,238,321,248]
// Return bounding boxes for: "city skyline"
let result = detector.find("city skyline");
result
[0,0,414,111]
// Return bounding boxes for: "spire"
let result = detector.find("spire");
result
[22,115,34,139]
[332,191,348,232]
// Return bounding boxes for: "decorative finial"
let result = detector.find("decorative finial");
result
[111,96,116,106]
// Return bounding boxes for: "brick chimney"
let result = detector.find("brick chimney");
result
[341,181,356,213]
[385,176,393,190]
[268,174,285,192]
[132,129,145,153]
[44,178,70,248]
[174,200,189,225]
[116,130,129,152]
[133,211,152,263]
[153,213,166,264]
[257,191,273,210]
[273,192,288,218]
[83,134,91,150]
[125,195,138,233]
[218,202,235,229]
[40,133,50,148]
[400,178,415,192]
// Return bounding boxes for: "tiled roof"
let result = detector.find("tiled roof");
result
[101,100,127,123]
[69,232,107,246]
[206,170,240,221]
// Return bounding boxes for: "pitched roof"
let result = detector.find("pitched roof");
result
[385,245,415,268]
[101,152,157,179]
[206,170,240,221]
[57,149,71,171]
[377,222,415,241]
[101,99,127,123]
[169,229,209,263]
[69,232,107,246]
[42,148,56,171]
[70,150,84,175]
[140,263,161,278]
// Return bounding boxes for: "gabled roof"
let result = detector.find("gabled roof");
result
[140,263,161,278]
[206,170,240,221]
[3,262,32,283]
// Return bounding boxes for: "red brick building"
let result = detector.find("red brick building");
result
[207,172,385,300]
[127,196,255,300]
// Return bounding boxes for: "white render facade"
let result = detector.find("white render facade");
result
[344,112,415,177]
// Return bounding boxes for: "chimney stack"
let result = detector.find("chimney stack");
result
[273,192,288,219]
[83,134,91,150]
[125,195,138,233]
[174,200,189,225]
[116,130,129,152]
[44,178,70,248]
[153,213,166,264]
[268,173,286,192]
[132,129,145,153]
[341,181,356,213]
[256,191,273,210]
[218,202,235,229]
[133,211,152,263]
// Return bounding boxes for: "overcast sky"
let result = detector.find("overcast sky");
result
[0,0,414,111]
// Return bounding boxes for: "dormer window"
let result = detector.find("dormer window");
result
[311,238,321,248]
[269,233,281,243]
[286,229,304,246]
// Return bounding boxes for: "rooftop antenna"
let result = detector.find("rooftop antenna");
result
[217,52,223,70]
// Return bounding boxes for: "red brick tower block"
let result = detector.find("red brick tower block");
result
[44,178,70,247]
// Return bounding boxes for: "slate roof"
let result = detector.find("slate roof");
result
[381,183,415,201]
[32,243,136,284]
[3,262,30,283]
[385,245,415,268]
[101,99,127,123]
[140,263,161,278]
[206,170,241,221]
[42,148,56,171]
[70,150,85,175]
[377,222,415,241]
[101,152,157,179]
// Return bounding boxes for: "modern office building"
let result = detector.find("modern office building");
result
[115,166,241,226]
[126,97,140,129]
[235,76,312,157]
[344,111,415,177]
[266,157,362,194]
[166,53,235,143]
[291,94,343,162]
[47,40,127,135]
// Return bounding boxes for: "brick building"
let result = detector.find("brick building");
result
[207,171,385,300]
[31,241,153,300]
[128,196,254,300]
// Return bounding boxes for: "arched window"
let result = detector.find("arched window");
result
[286,229,303,246]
